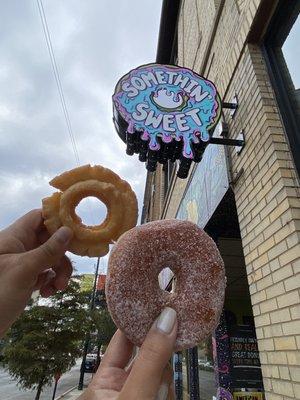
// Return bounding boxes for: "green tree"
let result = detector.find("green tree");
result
[90,289,116,365]
[92,307,116,345]
[0,338,6,365]
[78,274,94,293]
[3,280,92,400]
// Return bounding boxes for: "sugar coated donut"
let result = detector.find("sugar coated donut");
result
[106,219,226,351]
[42,164,138,257]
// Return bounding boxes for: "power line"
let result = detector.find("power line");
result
[36,0,80,166]
[36,0,98,226]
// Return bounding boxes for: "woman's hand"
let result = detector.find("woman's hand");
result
[0,209,73,337]
[79,307,177,400]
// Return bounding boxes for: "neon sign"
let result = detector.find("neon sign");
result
[113,63,222,178]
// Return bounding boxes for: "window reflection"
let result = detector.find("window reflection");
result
[198,338,216,399]
[179,338,216,400]
[282,15,300,89]
[264,4,300,177]
[280,14,300,123]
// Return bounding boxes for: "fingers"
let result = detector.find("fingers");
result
[38,256,73,297]
[119,307,177,400]
[99,330,134,370]
[124,350,138,373]
[20,226,73,274]
[3,210,44,247]
[33,268,56,290]
[162,363,173,388]
[7,209,43,233]
[88,330,134,393]
[52,255,73,290]
[40,283,57,298]
[167,382,175,400]
[125,359,174,400]
[163,364,175,400]
[37,227,51,245]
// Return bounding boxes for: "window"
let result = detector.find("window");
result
[264,1,300,178]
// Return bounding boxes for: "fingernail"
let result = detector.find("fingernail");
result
[44,269,56,285]
[156,307,176,334]
[156,383,169,400]
[55,227,73,243]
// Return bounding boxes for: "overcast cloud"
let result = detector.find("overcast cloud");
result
[0,1,162,274]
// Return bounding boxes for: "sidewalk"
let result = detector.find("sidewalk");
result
[56,381,91,400]
[55,386,83,400]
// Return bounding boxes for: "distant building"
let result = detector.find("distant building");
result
[95,274,107,308]
[75,273,107,308]
[143,1,300,399]
[96,274,106,291]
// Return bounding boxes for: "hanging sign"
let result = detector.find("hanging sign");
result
[113,63,222,178]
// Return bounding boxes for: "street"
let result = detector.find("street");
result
[0,360,91,400]
[182,366,217,399]
[199,370,217,399]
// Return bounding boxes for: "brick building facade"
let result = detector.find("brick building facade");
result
[142,1,300,399]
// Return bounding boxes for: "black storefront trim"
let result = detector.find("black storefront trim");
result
[141,0,181,224]
[263,0,300,179]
[156,0,181,63]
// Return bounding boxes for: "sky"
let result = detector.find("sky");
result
[0,1,162,274]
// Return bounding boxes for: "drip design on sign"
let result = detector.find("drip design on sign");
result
[113,63,221,159]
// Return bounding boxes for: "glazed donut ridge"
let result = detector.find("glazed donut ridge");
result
[42,164,138,257]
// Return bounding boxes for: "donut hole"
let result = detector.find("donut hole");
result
[158,267,174,292]
[75,196,107,226]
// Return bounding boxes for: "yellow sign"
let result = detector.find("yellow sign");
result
[233,392,263,400]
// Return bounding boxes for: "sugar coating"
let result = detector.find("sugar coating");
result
[106,219,226,351]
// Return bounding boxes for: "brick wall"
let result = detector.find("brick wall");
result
[178,0,216,71]
[226,43,300,400]
[174,0,300,398]
[146,165,166,222]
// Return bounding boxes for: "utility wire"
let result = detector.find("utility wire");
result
[36,0,96,225]
[36,0,80,165]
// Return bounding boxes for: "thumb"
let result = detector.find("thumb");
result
[21,226,73,273]
[119,307,177,400]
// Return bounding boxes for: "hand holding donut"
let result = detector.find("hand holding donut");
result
[0,210,176,400]
[78,308,177,400]
[106,219,226,351]
[0,164,138,337]
[0,164,225,400]
[0,209,73,338]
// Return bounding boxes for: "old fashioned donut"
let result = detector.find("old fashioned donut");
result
[42,164,138,257]
[106,219,226,351]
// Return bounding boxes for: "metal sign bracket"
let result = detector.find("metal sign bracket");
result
[222,94,239,118]
[209,134,245,150]
[210,128,245,154]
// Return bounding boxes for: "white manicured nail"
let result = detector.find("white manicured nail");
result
[156,383,169,400]
[156,307,176,334]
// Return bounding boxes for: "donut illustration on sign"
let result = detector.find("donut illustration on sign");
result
[112,63,222,178]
